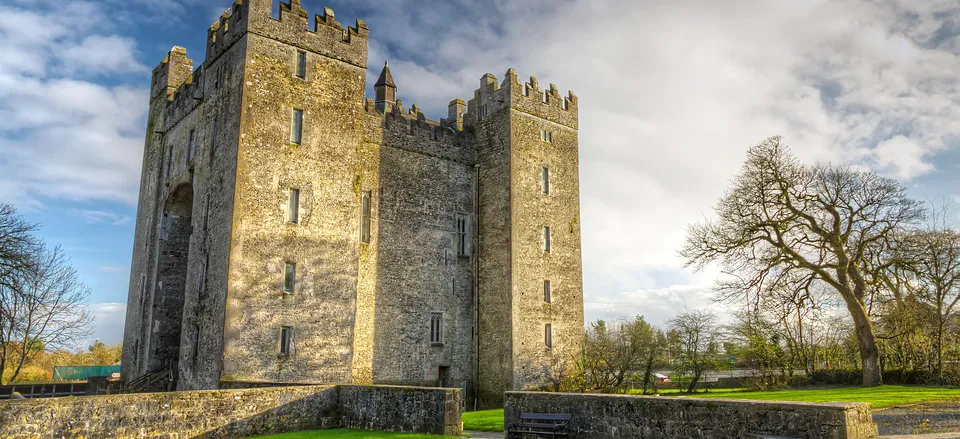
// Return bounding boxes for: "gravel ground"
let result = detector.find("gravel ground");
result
[875,400,960,436]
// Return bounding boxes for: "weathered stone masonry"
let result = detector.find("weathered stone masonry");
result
[122,0,583,408]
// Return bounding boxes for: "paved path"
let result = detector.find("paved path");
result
[882,434,960,439]
[462,431,500,438]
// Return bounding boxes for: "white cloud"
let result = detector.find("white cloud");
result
[80,302,127,348]
[0,1,148,206]
[68,208,133,225]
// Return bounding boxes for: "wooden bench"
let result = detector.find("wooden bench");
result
[507,413,572,438]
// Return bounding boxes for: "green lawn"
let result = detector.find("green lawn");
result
[677,385,960,408]
[462,409,505,432]
[252,429,458,439]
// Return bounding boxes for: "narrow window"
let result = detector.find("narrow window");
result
[545,324,552,348]
[280,326,292,356]
[198,255,208,299]
[287,189,300,224]
[542,167,550,195]
[542,91,549,103]
[456,216,468,256]
[166,146,174,177]
[214,65,222,90]
[209,120,217,156]
[291,109,303,145]
[296,51,307,79]
[541,130,553,143]
[544,280,551,303]
[203,193,210,231]
[543,226,551,253]
[139,274,147,309]
[360,191,371,244]
[523,84,529,96]
[188,129,196,161]
[283,262,296,294]
[430,312,443,345]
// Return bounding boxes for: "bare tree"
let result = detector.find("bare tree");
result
[888,226,960,379]
[681,137,924,386]
[668,309,723,393]
[0,203,92,384]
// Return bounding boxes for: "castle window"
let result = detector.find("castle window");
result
[214,65,222,90]
[544,280,552,303]
[456,216,468,256]
[165,146,174,177]
[203,193,210,231]
[545,324,552,348]
[540,130,553,143]
[188,129,196,161]
[210,120,217,156]
[280,326,293,356]
[430,312,443,345]
[198,255,208,299]
[478,105,488,118]
[283,262,296,294]
[523,84,530,96]
[291,109,303,145]
[287,189,300,224]
[542,167,550,195]
[296,51,307,79]
[542,91,549,103]
[360,191,371,244]
[543,226,551,253]
[563,98,569,110]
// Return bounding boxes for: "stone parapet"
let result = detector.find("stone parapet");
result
[504,391,878,439]
[0,384,462,439]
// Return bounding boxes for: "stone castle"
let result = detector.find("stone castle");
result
[121,0,583,407]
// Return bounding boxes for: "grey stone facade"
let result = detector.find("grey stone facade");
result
[121,0,583,408]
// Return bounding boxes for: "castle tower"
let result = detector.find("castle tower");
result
[469,70,583,408]
[122,0,582,406]
[374,61,397,114]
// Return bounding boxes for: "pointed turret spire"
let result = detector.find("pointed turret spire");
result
[375,61,395,88]
[375,61,397,114]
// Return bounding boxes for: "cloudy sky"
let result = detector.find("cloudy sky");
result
[2,0,960,347]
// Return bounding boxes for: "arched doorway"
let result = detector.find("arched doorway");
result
[148,183,194,371]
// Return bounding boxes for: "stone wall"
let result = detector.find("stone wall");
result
[339,385,462,435]
[504,391,878,439]
[0,384,461,439]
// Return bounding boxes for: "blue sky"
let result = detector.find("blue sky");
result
[3,0,960,348]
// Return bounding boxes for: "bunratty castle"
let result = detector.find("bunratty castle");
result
[121,0,583,408]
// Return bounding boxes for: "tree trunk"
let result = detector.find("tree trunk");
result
[850,307,882,386]
[687,372,701,393]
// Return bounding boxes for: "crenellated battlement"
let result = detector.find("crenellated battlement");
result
[246,0,369,68]
[465,69,578,130]
[150,47,194,102]
[363,97,471,164]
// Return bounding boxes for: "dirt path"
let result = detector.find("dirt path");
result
[875,399,960,436]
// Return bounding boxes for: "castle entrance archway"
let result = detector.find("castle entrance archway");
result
[148,183,194,371]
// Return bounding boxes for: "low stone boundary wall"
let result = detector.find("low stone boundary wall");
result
[340,385,461,435]
[0,384,462,439]
[505,391,878,439]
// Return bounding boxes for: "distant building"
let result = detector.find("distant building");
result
[121,0,583,408]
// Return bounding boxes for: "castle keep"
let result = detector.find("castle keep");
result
[121,0,583,407]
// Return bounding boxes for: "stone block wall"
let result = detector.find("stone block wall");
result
[0,384,462,439]
[339,385,462,435]
[504,391,878,439]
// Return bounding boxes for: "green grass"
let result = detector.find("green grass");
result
[252,429,458,439]
[676,385,960,408]
[462,409,504,432]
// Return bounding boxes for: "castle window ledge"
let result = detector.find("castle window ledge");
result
[430,342,444,348]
